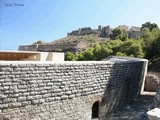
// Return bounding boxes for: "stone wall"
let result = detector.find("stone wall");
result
[0,60,147,120]
[18,45,38,51]
[38,44,77,52]
[126,31,144,39]
[68,25,143,39]
[144,73,160,92]
[19,42,89,53]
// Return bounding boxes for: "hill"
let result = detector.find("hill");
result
[47,34,108,45]
[18,22,160,71]
[19,25,143,53]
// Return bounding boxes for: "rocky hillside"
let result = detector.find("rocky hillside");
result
[39,34,110,53]
[47,34,109,45]
[46,25,143,45]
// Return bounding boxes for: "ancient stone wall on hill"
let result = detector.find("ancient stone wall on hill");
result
[19,42,89,53]
[68,25,143,39]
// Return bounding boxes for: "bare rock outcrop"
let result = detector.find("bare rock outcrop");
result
[147,86,160,120]
[145,73,160,92]
[154,86,160,108]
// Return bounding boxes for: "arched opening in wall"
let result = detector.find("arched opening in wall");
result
[92,101,99,119]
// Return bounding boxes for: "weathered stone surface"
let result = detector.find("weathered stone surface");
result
[147,108,160,120]
[154,86,160,108]
[0,59,147,120]
[145,73,160,92]
[148,85,160,120]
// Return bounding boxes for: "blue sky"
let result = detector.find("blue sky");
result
[1,0,160,50]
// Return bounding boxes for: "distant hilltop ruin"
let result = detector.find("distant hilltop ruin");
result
[19,25,144,53]
[67,25,143,39]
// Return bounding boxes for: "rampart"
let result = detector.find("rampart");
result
[0,58,148,120]
[19,42,89,53]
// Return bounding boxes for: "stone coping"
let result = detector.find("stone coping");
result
[104,56,148,62]
[141,91,156,96]
[0,60,146,65]
[0,56,148,64]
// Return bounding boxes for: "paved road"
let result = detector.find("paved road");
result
[105,95,154,120]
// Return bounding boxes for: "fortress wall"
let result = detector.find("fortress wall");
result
[18,45,38,51]
[0,60,147,120]
[127,31,144,39]
[38,44,77,52]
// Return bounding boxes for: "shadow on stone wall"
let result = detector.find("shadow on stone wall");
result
[98,62,145,119]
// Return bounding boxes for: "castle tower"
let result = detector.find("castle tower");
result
[67,33,70,37]
[78,28,82,35]
[98,25,102,31]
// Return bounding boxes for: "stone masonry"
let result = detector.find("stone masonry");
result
[0,58,147,120]
[19,42,89,53]
[68,25,143,39]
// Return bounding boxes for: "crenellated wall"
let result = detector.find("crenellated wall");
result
[0,58,148,120]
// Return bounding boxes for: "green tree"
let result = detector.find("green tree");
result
[99,44,113,59]
[116,52,127,57]
[108,40,123,54]
[55,48,63,52]
[118,39,144,58]
[92,44,112,60]
[65,52,76,61]
[149,35,160,59]
[92,44,101,60]
[142,27,160,58]
[32,40,45,45]
[141,22,158,31]
[148,35,160,71]
[77,53,84,61]
[82,48,94,60]
[109,28,128,41]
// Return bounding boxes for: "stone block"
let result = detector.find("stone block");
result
[18,97,26,102]
[68,94,75,99]
[10,102,21,108]
[0,94,7,99]
[21,101,31,106]
[145,73,160,92]
[147,108,160,120]
[65,91,72,95]
[61,95,68,100]
[27,96,34,100]
[40,90,48,94]
[54,97,61,100]
[42,94,51,98]
[154,86,160,108]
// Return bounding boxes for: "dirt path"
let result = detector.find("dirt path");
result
[105,95,154,120]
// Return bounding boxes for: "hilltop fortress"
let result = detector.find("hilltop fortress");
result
[19,25,144,53]
[67,25,144,39]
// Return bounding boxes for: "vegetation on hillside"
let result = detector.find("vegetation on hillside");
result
[47,34,108,45]
[65,39,144,61]
[32,40,45,45]
[65,22,160,71]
